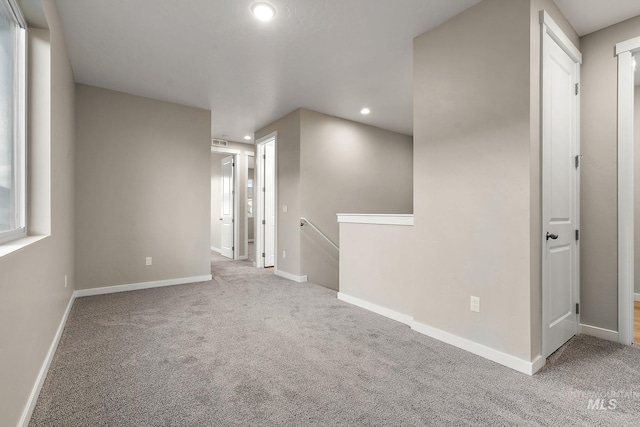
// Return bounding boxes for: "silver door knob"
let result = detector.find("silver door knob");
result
[546,232,558,240]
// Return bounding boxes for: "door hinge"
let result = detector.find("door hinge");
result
[575,154,582,169]
[575,229,579,241]
[262,187,265,192]
[575,303,580,315]
[232,162,235,167]
[262,252,265,257]
[263,154,266,160]
[232,246,234,251]
[575,83,579,95]
[262,220,266,224]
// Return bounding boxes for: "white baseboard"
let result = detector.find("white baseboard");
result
[531,355,546,374]
[580,323,619,342]
[20,274,214,425]
[210,246,221,253]
[274,269,307,283]
[237,255,248,260]
[18,292,76,427]
[337,291,541,376]
[75,275,213,297]
[411,321,540,375]
[635,293,640,302]
[337,292,412,326]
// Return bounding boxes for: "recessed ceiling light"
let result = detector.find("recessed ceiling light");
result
[360,107,371,115]
[244,135,252,140]
[252,3,276,21]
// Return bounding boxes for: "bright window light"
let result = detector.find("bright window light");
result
[252,3,275,21]
[0,0,27,245]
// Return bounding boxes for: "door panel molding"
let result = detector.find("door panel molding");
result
[541,11,581,358]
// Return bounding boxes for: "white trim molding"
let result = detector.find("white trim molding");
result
[20,274,215,425]
[337,292,412,326]
[635,293,640,302]
[18,293,75,427]
[615,36,640,345]
[337,293,543,375]
[210,147,241,155]
[74,275,212,297]
[540,11,582,63]
[210,246,221,253]
[337,213,414,226]
[274,269,307,283]
[411,321,544,376]
[580,324,619,342]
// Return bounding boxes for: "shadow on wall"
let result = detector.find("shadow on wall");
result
[301,226,339,291]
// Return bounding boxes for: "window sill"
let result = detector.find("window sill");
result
[0,234,48,258]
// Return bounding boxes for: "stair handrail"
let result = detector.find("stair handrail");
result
[300,217,339,251]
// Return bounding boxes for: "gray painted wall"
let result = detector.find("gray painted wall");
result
[0,1,76,425]
[342,0,580,364]
[413,0,533,360]
[75,85,211,290]
[299,109,413,290]
[256,108,413,289]
[580,14,640,331]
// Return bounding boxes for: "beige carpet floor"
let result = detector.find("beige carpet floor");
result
[29,255,640,426]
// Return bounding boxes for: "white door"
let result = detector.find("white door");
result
[542,27,580,358]
[264,141,275,267]
[221,156,234,259]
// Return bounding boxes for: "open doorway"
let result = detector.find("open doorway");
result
[247,154,255,264]
[211,150,238,259]
[616,36,640,345]
[255,132,276,270]
[211,143,255,263]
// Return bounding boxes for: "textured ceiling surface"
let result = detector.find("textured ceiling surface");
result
[56,0,481,141]
[56,1,640,142]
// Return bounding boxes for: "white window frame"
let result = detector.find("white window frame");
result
[0,0,27,245]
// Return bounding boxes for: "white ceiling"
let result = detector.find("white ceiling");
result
[55,0,481,142]
[55,1,640,142]
[554,0,640,36]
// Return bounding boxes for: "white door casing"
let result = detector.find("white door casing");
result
[221,155,235,259]
[615,36,640,345]
[541,12,581,358]
[255,132,277,269]
[264,140,276,267]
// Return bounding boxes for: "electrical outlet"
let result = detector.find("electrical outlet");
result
[146,257,153,266]
[282,250,286,258]
[64,275,68,288]
[470,296,480,313]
